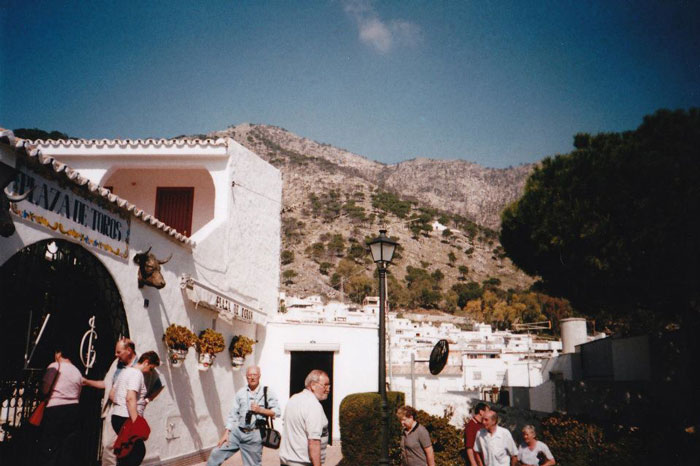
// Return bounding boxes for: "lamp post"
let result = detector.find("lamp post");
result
[367,229,398,466]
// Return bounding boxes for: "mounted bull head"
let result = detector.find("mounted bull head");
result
[133,246,172,289]
[1,163,33,238]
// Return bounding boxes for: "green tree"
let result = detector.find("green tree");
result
[13,128,74,140]
[447,251,457,265]
[346,241,366,263]
[347,274,375,303]
[319,262,332,276]
[431,269,444,286]
[371,190,412,218]
[327,234,346,257]
[452,281,483,308]
[458,265,469,280]
[282,269,298,285]
[405,266,443,308]
[500,108,700,330]
[500,109,700,440]
[305,242,325,262]
[408,212,433,238]
[281,250,295,265]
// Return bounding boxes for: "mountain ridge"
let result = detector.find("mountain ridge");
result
[206,123,537,303]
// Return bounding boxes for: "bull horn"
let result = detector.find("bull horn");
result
[143,246,152,256]
[4,186,34,203]
[158,253,173,265]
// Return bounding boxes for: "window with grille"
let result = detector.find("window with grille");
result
[155,187,194,236]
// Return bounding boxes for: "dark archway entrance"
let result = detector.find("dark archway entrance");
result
[0,239,128,465]
[289,351,334,444]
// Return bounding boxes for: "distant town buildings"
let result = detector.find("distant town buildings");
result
[268,294,577,429]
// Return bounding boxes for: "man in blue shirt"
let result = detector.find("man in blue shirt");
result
[207,365,280,466]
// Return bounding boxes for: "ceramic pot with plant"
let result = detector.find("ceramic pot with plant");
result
[162,324,197,367]
[229,335,255,370]
[195,328,225,371]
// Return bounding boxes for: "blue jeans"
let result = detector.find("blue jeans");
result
[207,427,262,466]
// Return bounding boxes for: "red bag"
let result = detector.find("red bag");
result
[28,362,60,427]
[28,400,47,426]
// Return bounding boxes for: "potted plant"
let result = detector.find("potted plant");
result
[195,328,225,371]
[229,335,255,370]
[162,324,197,367]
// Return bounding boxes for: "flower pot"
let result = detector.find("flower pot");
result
[198,352,216,371]
[168,348,188,367]
[231,356,245,370]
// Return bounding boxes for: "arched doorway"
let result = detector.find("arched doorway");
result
[0,239,128,465]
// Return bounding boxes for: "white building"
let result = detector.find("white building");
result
[388,316,561,424]
[264,294,563,430]
[0,131,281,465]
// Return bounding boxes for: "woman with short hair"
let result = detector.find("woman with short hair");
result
[396,405,435,466]
[36,344,84,466]
[517,425,555,466]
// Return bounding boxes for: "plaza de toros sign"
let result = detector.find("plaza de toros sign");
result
[9,163,130,258]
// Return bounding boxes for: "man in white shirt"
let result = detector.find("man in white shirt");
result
[110,351,160,465]
[279,370,330,466]
[473,411,517,466]
[84,338,163,466]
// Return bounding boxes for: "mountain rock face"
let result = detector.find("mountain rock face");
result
[205,123,536,302]
[380,158,533,230]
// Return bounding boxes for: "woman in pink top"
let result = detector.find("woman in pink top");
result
[36,343,85,466]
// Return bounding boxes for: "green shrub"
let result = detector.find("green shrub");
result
[371,191,412,219]
[539,414,645,466]
[415,409,464,466]
[281,250,295,265]
[339,392,405,466]
[282,269,297,284]
[319,262,332,275]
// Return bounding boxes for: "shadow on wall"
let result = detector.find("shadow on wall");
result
[253,325,268,369]
[199,366,225,434]
[144,288,204,450]
[167,365,204,450]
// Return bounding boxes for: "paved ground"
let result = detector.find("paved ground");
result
[192,444,343,466]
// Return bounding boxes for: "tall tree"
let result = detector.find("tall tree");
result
[500,108,700,330]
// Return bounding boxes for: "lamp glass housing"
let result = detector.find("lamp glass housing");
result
[368,230,397,265]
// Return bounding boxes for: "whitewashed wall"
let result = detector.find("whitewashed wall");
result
[1,138,282,464]
[256,321,379,441]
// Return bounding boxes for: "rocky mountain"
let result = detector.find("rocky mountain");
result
[204,124,536,305]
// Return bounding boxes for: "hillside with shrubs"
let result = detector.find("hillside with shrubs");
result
[202,124,573,328]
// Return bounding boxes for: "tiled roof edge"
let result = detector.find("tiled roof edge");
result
[30,137,228,149]
[1,129,196,247]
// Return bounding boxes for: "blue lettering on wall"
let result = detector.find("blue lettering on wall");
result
[12,169,128,241]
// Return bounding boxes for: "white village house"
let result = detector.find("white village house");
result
[0,130,281,465]
[265,294,566,430]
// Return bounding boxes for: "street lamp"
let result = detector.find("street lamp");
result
[367,229,397,466]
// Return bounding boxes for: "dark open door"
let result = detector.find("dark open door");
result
[289,351,334,444]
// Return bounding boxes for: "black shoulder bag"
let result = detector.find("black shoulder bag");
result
[261,386,281,449]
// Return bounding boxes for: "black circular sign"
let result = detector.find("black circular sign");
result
[429,339,449,375]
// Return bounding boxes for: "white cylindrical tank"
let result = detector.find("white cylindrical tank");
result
[560,317,587,353]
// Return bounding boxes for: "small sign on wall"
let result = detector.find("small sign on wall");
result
[180,275,266,325]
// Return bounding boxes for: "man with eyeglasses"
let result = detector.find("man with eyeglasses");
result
[280,369,331,466]
[207,365,280,466]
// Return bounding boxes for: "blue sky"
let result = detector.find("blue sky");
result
[1,0,698,168]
